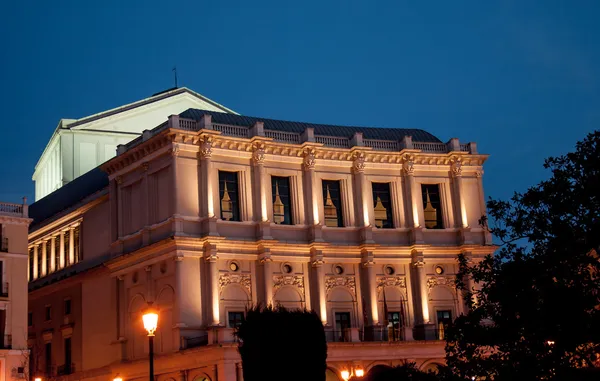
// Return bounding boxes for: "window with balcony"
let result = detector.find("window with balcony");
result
[218,171,240,221]
[271,176,292,225]
[322,180,343,227]
[228,311,244,329]
[61,338,72,375]
[421,184,444,229]
[436,310,452,340]
[387,311,403,341]
[334,312,351,342]
[372,182,394,228]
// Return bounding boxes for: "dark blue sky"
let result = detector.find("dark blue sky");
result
[1,1,598,205]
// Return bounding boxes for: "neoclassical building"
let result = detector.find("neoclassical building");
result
[27,105,493,381]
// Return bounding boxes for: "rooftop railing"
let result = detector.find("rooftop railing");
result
[0,200,28,218]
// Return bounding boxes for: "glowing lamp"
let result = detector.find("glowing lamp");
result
[340,370,350,381]
[35,378,42,381]
[355,368,365,377]
[114,377,123,381]
[142,304,159,336]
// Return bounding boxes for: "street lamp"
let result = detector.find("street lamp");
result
[34,377,42,381]
[113,377,123,381]
[340,370,350,381]
[143,302,159,381]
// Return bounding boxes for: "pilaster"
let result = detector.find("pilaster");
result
[310,248,327,325]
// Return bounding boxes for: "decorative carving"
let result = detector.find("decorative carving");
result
[352,152,365,173]
[402,154,415,175]
[450,156,462,177]
[116,176,123,185]
[325,276,356,297]
[272,275,305,297]
[303,149,316,170]
[252,143,266,165]
[205,254,218,262]
[142,162,149,172]
[412,260,425,268]
[199,136,213,159]
[311,258,325,267]
[219,273,252,297]
[426,276,457,292]
[475,170,483,178]
[376,276,407,297]
[171,144,180,157]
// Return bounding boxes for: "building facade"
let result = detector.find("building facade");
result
[32,88,235,201]
[28,108,493,381]
[0,200,31,381]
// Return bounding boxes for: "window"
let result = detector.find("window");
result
[436,310,452,340]
[63,232,70,266]
[64,299,71,316]
[28,312,32,327]
[0,224,6,252]
[29,247,34,280]
[334,312,351,342]
[421,184,444,229]
[271,176,292,225]
[64,338,72,374]
[387,311,403,341]
[372,183,393,228]
[218,171,240,221]
[45,306,52,321]
[228,311,244,329]
[37,249,43,277]
[45,342,52,376]
[0,261,4,295]
[74,226,81,263]
[45,240,51,274]
[54,234,61,270]
[322,180,343,227]
[0,310,6,348]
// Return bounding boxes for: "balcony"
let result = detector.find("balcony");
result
[56,363,75,376]
[0,237,7,253]
[0,200,28,218]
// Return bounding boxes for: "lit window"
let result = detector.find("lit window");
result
[372,183,393,228]
[322,180,343,227]
[219,171,240,221]
[421,184,444,229]
[271,176,292,225]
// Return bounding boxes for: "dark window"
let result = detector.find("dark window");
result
[64,338,72,374]
[271,176,293,225]
[387,311,403,341]
[45,306,52,321]
[0,224,6,252]
[28,312,32,327]
[74,226,81,263]
[63,233,70,266]
[334,312,351,342]
[372,183,394,228]
[64,300,71,316]
[218,171,240,222]
[0,261,4,292]
[45,342,52,376]
[0,310,6,348]
[45,241,51,274]
[54,235,61,270]
[322,180,343,227]
[37,249,43,277]
[228,311,244,329]
[29,248,34,280]
[421,184,444,229]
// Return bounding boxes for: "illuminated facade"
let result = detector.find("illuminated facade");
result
[27,107,493,381]
[0,200,31,381]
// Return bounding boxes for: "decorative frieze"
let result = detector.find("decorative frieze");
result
[376,276,406,294]
[272,275,305,297]
[426,276,457,292]
[219,273,252,297]
[325,276,356,297]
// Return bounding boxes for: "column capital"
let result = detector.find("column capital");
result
[402,154,415,175]
[171,143,181,157]
[450,156,463,177]
[199,136,213,159]
[352,151,366,173]
[145,265,152,272]
[205,254,218,263]
[259,256,273,264]
[252,143,266,165]
[303,148,316,170]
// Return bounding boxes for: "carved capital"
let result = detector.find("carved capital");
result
[311,259,325,267]
[402,154,415,175]
[412,260,425,268]
[252,143,266,165]
[116,176,123,185]
[450,156,462,177]
[303,148,316,170]
[259,256,273,265]
[205,254,218,263]
[362,259,376,268]
[475,170,483,178]
[171,144,180,157]
[142,162,150,172]
[199,136,213,159]
[352,152,365,173]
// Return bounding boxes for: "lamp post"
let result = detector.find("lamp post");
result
[142,302,159,381]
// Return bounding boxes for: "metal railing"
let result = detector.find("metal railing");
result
[325,329,352,343]
[183,332,209,349]
[361,326,405,342]
[0,237,7,252]
[57,363,75,376]
[413,326,446,341]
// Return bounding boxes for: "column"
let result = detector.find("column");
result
[311,256,327,325]
[174,255,203,329]
[362,254,379,326]
[116,276,127,360]
[109,179,119,242]
[59,231,65,269]
[27,249,30,282]
[68,227,75,265]
[303,149,319,225]
[402,156,419,228]
[33,245,38,279]
[236,363,244,381]
[50,236,56,273]
[41,240,47,276]
[261,257,273,307]
[352,152,369,227]
[171,145,181,216]
[451,157,467,228]
[252,144,268,222]
[205,245,220,326]
[411,251,429,325]
[141,162,150,227]
[199,137,215,217]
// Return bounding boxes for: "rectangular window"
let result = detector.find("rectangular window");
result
[54,235,61,270]
[64,338,72,374]
[372,183,394,228]
[45,342,52,376]
[421,184,444,229]
[322,180,343,227]
[45,306,52,321]
[28,312,33,327]
[29,247,34,280]
[436,310,452,340]
[218,171,240,222]
[228,311,244,329]
[0,224,6,252]
[334,312,351,342]
[271,176,293,225]
[64,299,71,316]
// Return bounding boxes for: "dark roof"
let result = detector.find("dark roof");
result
[29,167,108,231]
[179,109,441,143]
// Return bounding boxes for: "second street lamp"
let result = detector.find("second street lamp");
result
[142,302,159,381]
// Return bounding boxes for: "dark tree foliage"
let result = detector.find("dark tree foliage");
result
[350,363,441,381]
[235,305,327,381]
[445,131,600,380]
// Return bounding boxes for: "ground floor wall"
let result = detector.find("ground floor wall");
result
[0,349,28,381]
[51,342,445,381]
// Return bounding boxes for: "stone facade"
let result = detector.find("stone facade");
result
[27,110,494,381]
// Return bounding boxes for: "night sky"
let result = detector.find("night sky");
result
[1,1,598,206]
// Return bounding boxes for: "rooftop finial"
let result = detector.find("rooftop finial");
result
[172,66,178,88]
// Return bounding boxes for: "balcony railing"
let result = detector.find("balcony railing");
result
[0,282,8,297]
[0,237,7,253]
[325,329,352,343]
[56,363,75,376]
[361,326,406,342]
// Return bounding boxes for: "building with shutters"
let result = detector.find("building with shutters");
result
[27,96,494,381]
[0,200,31,381]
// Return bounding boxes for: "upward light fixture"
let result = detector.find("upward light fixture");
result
[340,366,364,380]
[143,303,159,381]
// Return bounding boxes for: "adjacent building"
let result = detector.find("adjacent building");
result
[27,96,494,381]
[0,200,31,381]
